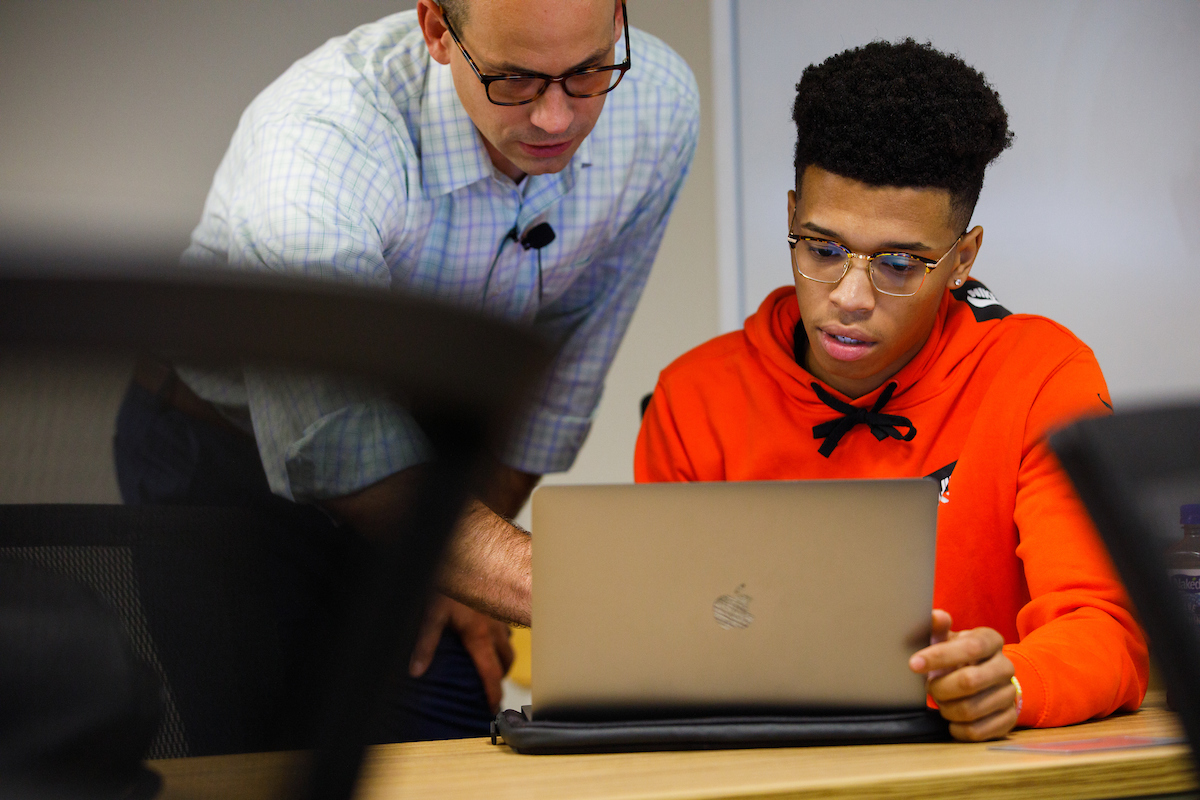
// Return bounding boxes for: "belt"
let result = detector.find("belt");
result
[131,359,253,439]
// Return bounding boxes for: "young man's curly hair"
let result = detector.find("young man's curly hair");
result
[792,39,1014,231]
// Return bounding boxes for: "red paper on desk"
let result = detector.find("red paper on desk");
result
[990,735,1185,754]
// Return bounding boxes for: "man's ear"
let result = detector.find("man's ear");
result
[417,0,453,65]
[788,189,797,227]
[950,226,984,286]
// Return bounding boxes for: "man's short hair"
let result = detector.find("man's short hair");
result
[439,0,467,29]
[792,39,1014,231]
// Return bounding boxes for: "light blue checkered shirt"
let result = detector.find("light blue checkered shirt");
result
[178,11,699,503]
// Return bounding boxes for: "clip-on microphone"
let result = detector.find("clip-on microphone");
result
[519,222,556,251]
[486,222,557,304]
[520,222,555,301]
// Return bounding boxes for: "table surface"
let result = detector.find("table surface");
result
[152,700,1196,800]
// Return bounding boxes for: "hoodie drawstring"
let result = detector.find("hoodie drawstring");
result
[810,381,916,458]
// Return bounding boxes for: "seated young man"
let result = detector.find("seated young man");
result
[635,40,1147,742]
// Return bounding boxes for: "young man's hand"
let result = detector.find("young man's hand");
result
[909,609,1019,742]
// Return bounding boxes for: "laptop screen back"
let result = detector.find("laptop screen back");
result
[531,479,938,720]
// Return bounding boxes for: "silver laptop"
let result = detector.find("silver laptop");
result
[530,479,938,720]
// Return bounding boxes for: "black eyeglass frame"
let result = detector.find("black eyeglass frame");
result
[440,2,631,106]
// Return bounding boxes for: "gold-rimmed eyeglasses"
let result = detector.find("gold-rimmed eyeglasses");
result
[440,2,631,106]
[787,228,964,298]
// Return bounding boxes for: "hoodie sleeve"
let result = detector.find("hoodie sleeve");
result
[635,380,704,482]
[1007,345,1148,727]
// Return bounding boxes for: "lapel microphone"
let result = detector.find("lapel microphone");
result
[519,222,556,251]
[488,223,556,304]
[522,223,555,301]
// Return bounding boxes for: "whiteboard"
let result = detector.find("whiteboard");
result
[715,0,1200,405]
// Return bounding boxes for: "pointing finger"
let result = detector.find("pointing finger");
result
[910,610,954,672]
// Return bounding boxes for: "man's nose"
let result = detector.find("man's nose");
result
[529,82,574,135]
[828,254,876,313]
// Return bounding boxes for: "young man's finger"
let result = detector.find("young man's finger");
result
[934,674,1018,722]
[910,627,1003,673]
[948,704,1019,743]
[910,609,955,676]
[929,609,953,645]
[928,649,1014,704]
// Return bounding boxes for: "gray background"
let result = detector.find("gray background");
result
[729,0,1200,405]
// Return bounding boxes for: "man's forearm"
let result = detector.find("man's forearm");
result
[438,499,532,626]
[321,462,538,626]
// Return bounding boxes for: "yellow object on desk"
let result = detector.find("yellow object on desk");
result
[508,625,531,688]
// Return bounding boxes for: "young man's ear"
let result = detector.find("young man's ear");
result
[950,226,984,287]
[417,0,453,65]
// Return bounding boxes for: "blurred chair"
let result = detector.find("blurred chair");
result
[0,504,299,759]
[1050,402,1200,774]
[0,262,552,800]
[0,559,163,800]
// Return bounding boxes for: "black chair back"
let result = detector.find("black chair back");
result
[1050,403,1200,773]
[0,264,553,800]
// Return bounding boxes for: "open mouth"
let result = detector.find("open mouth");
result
[819,329,875,361]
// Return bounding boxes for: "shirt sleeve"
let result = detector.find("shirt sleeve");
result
[185,107,429,502]
[498,87,700,475]
[1006,346,1149,727]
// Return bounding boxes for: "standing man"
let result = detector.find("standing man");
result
[115,0,698,742]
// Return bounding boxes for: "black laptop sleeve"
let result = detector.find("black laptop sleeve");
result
[491,707,949,754]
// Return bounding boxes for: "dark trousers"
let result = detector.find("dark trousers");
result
[112,381,493,744]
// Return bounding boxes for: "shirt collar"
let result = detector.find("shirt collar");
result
[418,60,493,197]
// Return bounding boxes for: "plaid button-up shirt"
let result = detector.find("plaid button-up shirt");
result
[178,11,699,502]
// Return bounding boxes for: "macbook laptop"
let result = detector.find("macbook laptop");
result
[530,479,938,721]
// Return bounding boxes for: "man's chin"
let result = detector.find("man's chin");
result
[506,144,579,176]
[514,156,574,177]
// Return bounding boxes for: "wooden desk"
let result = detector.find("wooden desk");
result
[152,704,1196,800]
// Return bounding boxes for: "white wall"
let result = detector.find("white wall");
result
[721,0,1200,406]
[0,0,414,255]
[0,1,718,503]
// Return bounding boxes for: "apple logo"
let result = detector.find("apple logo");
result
[713,584,753,629]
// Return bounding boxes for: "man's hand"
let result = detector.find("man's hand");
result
[321,462,539,626]
[909,609,1019,742]
[410,594,515,713]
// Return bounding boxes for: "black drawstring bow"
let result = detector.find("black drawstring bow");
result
[810,381,916,458]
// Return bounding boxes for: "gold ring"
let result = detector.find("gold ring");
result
[1011,675,1023,717]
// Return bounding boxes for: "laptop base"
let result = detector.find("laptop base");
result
[491,707,948,754]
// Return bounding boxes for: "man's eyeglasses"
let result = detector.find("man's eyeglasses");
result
[440,2,631,106]
[787,226,963,298]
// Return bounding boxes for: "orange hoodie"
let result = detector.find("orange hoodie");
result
[635,281,1147,728]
